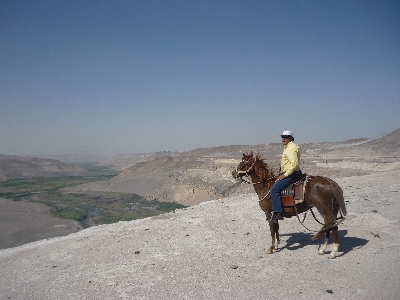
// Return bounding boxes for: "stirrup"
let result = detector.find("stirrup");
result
[267,212,284,223]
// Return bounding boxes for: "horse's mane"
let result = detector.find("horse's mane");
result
[254,153,276,182]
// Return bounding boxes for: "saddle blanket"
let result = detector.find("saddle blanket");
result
[281,175,309,207]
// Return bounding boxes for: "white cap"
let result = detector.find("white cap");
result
[280,130,293,138]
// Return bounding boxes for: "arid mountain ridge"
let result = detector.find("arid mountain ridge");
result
[0,155,88,181]
[1,129,398,205]
[63,128,400,206]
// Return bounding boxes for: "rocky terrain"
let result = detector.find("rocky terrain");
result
[0,128,399,299]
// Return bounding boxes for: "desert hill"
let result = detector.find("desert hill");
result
[65,128,400,206]
[64,144,284,206]
[0,155,87,181]
[352,128,400,155]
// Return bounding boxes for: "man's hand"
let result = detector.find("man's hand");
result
[277,174,286,181]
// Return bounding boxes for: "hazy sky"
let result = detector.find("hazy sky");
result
[1,1,399,156]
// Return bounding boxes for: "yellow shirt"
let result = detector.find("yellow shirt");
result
[281,141,300,177]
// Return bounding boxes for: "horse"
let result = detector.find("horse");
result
[232,151,347,259]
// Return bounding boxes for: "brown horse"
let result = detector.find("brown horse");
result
[232,152,347,259]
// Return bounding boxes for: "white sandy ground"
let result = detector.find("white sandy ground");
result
[1,170,399,300]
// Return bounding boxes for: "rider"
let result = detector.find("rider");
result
[267,130,302,223]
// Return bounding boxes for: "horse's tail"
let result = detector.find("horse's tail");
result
[312,230,326,241]
[325,178,347,216]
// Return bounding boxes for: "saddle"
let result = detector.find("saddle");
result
[281,174,308,208]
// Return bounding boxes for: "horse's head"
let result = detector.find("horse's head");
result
[232,151,256,180]
[232,152,275,184]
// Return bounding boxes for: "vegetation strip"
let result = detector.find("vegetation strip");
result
[0,176,186,228]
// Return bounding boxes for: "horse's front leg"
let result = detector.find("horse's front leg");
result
[267,221,280,254]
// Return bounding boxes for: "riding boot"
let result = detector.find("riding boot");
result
[266,212,273,221]
[272,212,284,222]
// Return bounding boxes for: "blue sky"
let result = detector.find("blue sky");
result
[1,0,399,156]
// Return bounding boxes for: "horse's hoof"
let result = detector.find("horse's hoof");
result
[328,255,336,259]
[266,248,273,254]
[318,251,324,255]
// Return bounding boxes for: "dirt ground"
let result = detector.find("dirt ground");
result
[0,198,82,250]
[0,168,399,300]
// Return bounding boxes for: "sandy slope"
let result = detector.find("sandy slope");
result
[1,170,399,300]
[0,199,83,250]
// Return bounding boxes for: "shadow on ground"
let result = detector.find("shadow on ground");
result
[277,230,368,256]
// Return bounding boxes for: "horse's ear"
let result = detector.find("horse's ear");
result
[250,151,253,157]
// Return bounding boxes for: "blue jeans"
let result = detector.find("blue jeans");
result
[270,170,302,213]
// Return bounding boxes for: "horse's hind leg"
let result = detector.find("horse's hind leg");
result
[312,201,340,242]
[318,226,339,259]
[318,230,331,255]
[328,226,339,259]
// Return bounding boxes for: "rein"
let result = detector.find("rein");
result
[238,175,272,202]
[238,175,275,186]
[235,159,275,202]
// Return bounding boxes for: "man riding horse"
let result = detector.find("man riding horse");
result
[232,130,347,258]
[267,130,302,223]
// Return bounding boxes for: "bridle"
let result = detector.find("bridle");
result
[234,157,256,182]
[234,157,275,201]
[235,157,275,184]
